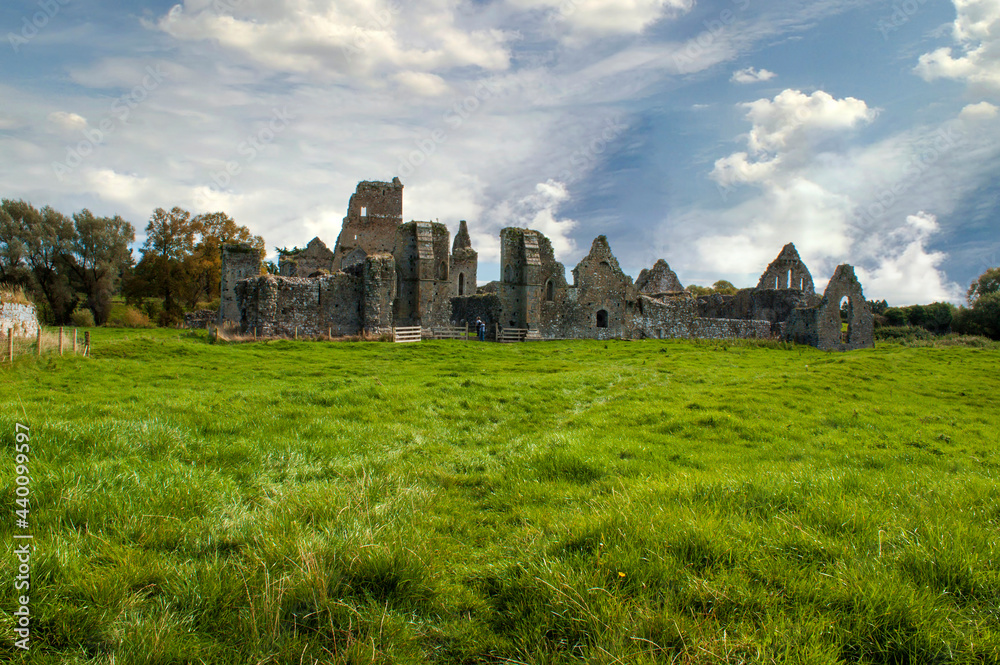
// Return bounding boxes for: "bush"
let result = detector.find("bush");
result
[874,326,933,342]
[105,306,152,328]
[953,292,1000,340]
[141,298,163,322]
[70,308,96,327]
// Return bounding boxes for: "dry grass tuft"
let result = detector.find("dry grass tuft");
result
[0,285,32,306]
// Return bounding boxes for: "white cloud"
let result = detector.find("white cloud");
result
[741,89,877,154]
[730,66,776,84]
[857,212,964,304]
[392,71,450,97]
[915,0,1000,92]
[484,180,578,259]
[959,101,998,120]
[155,0,512,78]
[511,0,693,38]
[47,111,88,133]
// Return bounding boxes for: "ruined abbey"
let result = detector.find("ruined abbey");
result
[219,178,874,351]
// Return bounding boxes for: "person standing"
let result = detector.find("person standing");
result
[476,317,486,341]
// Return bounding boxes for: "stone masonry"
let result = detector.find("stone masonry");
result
[219,243,262,327]
[221,176,874,350]
[0,300,40,338]
[332,178,404,270]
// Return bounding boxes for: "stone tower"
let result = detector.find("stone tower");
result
[450,220,478,297]
[219,243,262,326]
[332,178,404,269]
[499,227,544,329]
[392,221,452,327]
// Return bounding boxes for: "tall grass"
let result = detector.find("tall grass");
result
[1,333,998,663]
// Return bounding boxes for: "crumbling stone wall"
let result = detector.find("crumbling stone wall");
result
[562,236,635,340]
[757,243,815,293]
[630,294,698,339]
[0,301,39,338]
[498,228,544,329]
[236,255,396,337]
[697,288,819,323]
[185,310,217,329]
[636,259,685,296]
[220,243,262,326]
[279,237,336,277]
[450,220,478,297]
[450,294,502,337]
[690,318,773,339]
[392,221,452,328]
[333,178,404,269]
[785,264,874,351]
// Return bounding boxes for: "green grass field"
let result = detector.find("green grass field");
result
[1,331,998,664]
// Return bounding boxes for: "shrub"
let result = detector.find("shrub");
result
[105,306,152,328]
[874,326,933,342]
[70,308,96,328]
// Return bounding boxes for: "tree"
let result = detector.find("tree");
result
[0,199,77,323]
[967,267,1000,304]
[66,210,135,324]
[126,207,199,323]
[712,280,738,295]
[183,212,264,309]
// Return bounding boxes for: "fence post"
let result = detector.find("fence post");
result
[73,329,78,354]
[36,327,42,356]
[295,326,298,340]
[59,327,64,355]
[85,331,91,357]
[7,328,12,363]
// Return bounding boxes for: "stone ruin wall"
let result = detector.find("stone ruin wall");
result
[393,221,453,328]
[219,244,262,327]
[0,301,40,338]
[220,177,875,351]
[235,255,396,337]
[279,238,336,277]
[333,179,404,269]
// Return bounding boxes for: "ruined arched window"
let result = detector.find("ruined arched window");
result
[438,261,448,281]
[360,206,367,217]
[596,309,608,328]
[504,264,512,283]
[545,279,554,301]
[839,296,852,343]
[458,273,465,296]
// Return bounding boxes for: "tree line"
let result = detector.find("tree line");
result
[0,200,263,326]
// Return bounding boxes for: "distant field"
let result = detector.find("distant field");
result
[1,332,998,664]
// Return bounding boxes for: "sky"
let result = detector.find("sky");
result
[1,0,998,306]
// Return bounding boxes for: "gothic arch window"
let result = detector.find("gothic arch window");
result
[545,279,554,301]
[596,309,608,328]
[438,261,448,281]
[458,272,466,296]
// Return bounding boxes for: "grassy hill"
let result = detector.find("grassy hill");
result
[1,332,998,663]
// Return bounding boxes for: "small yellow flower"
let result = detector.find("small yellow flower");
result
[618,572,626,578]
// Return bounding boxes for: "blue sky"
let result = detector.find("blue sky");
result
[1,0,998,305]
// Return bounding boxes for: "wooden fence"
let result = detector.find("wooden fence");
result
[4,327,90,363]
[392,326,423,344]
[497,327,542,343]
[426,325,469,341]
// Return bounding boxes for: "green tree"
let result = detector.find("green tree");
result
[0,199,77,323]
[66,210,135,325]
[967,267,1000,304]
[182,212,264,310]
[126,207,199,323]
[712,280,738,295]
